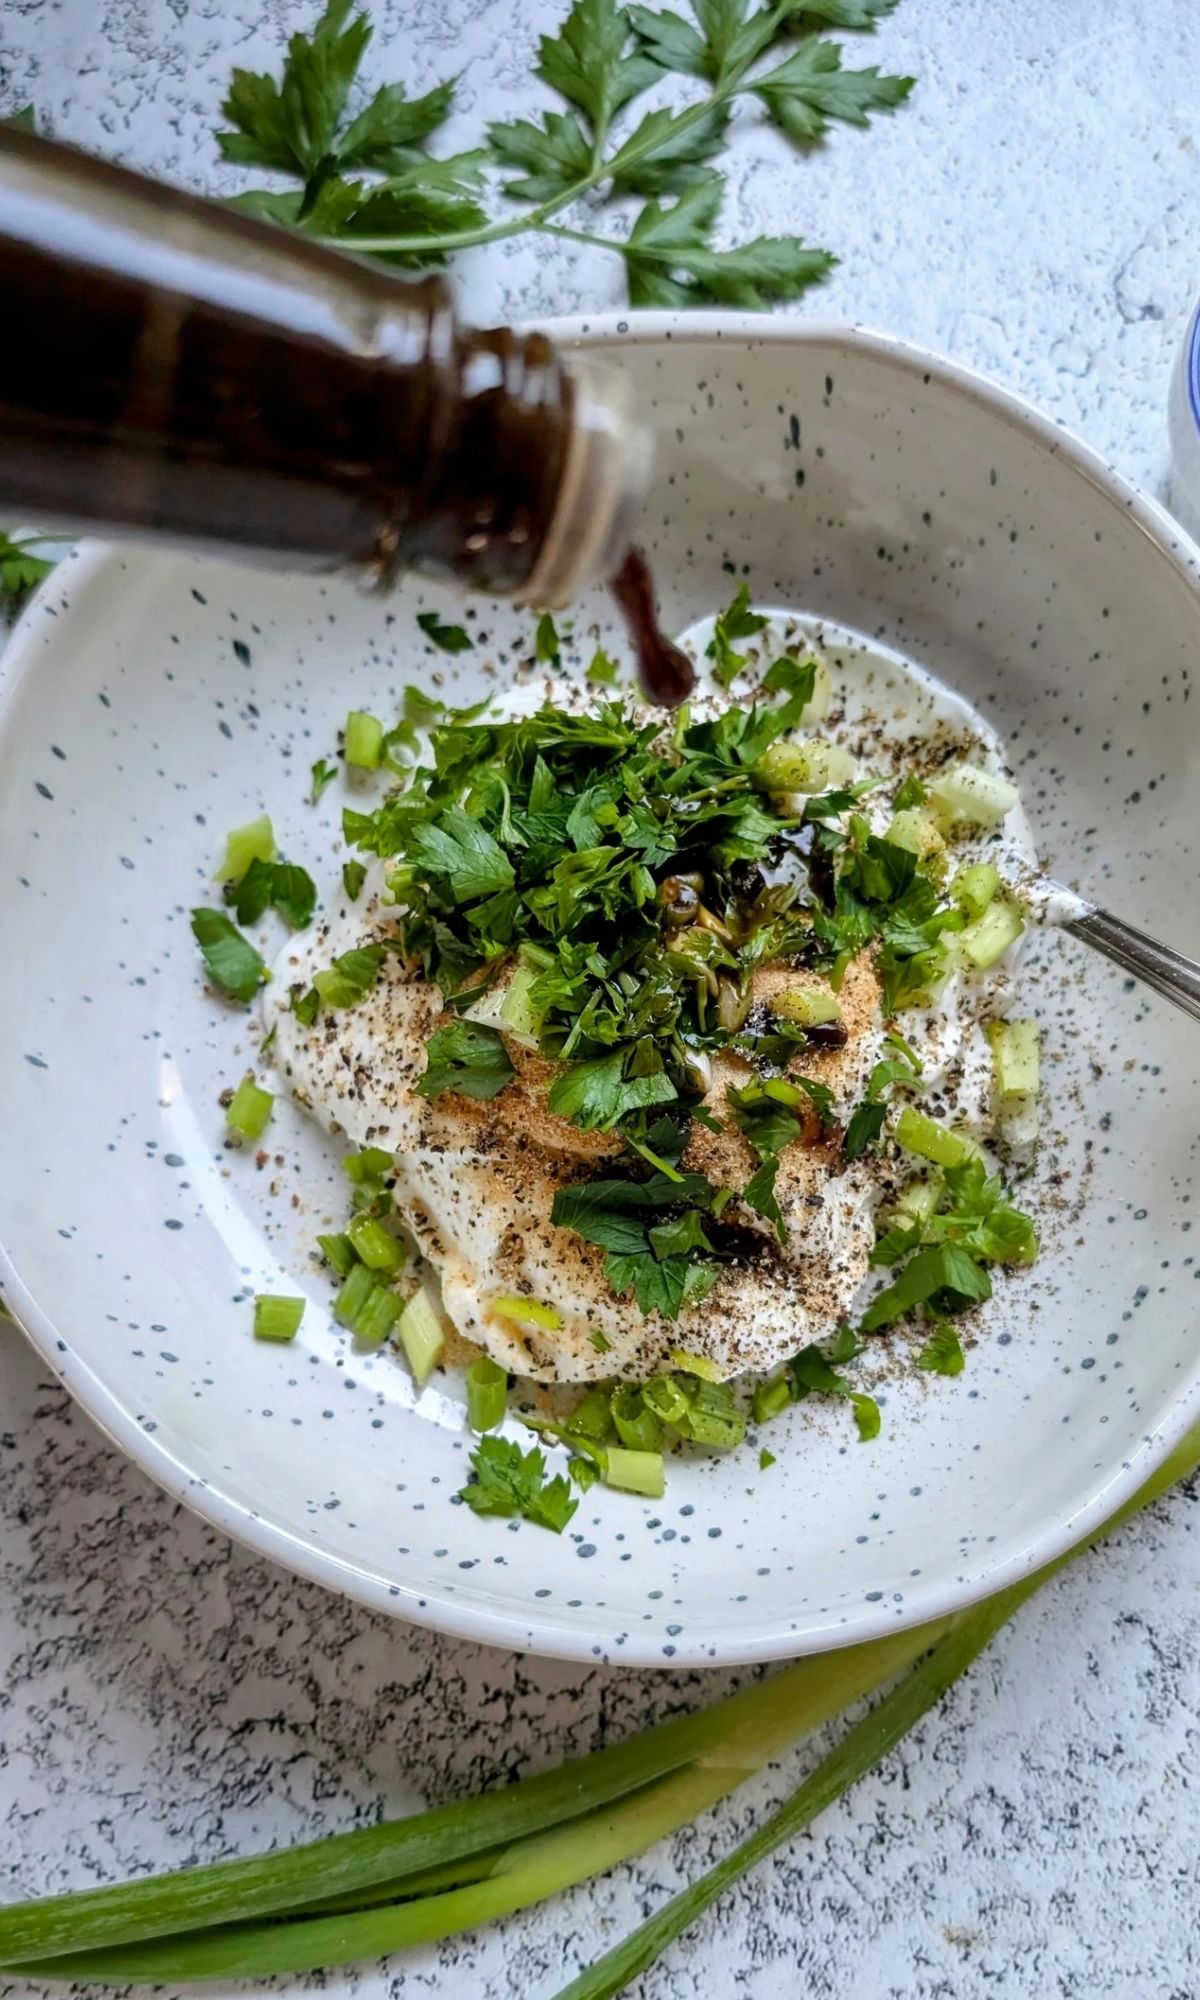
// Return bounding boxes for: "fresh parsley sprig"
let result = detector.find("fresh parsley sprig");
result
[215,0,915,308]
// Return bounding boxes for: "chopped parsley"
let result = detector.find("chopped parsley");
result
[310,757,338,805]
[706,581,768,689]
[229,857,317,930]
[417,610,474,653]
[417,1020,516,1101]
[191,908,267,1004]
[458,1434,577,1533]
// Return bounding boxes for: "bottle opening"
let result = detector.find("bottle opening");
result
[517,355,654,609]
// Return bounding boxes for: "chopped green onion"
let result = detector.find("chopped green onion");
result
[466,1355,508,1433]
[569,1384,619,1442]
[352,1284,402,1349]
[668,1349,722,1383]
[499,964,542,1047]
[927,761,1019,829]
[886,809,946,874]
[333,1262,379,1331]
[759,1447,777,1470]
[602,1448,665,1499]
[753,738,856,794]
[959,899,1024,970]
[894,1106,980,1169]
[344,711,384,770]
[986,1018,1041,1100]
[347,1213,406,1275]
[950,861,1000,920]
[253,1294,305,1343]
[316,1233,357,1278]
[397,1287,445,1386]
[885,1176,942,1229]
[215,814,275,883]
[611,1388,665,1452]
[226,1074,274,1142]
[490,1296,564,1333]
[642,1376,691,1428]
[768,986,841,1029]
[752,1375,792,1423]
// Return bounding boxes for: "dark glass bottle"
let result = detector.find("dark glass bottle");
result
[0,125,648,607]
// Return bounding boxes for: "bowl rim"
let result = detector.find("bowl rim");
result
[2,311,1199,1668]
[1188,298,1200,433]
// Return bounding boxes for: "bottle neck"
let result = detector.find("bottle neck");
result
[0,126,648,605]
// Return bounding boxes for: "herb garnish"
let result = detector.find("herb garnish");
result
[417,611,474,653]
[191,908,268,1004]
[459,1434,578,1532]
[214,0,913,311]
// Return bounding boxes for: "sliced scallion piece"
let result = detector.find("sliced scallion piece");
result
[346,1213,406,1275]
[253,1295,305,1343]
[959,899,1024,970]
[752,1375,792,1423]
[950,861,1000,921]
[490,1296,564,1333]
[344,711,384,771]
[466,1355,507,1433]
[226,1074,274,1142]
[215,814,275,884]
[894,1106,980,1169]
[333,1261,379,1331]
[603,1448,665,1499]
[397,1287,445,1386]
[316,1233,358,1279]
[927,761,1019,829]
[352,1285,401,1348]
[611,1388,665,1453]
[986,1018,1041,1100]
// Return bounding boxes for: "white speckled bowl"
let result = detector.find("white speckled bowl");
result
[2,317,1198,1668]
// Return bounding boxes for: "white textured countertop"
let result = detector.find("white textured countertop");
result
[1,2,1198,1995]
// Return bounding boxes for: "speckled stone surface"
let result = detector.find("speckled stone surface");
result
[1,2,1199,1995]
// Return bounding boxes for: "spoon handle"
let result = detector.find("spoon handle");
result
[1067,908,1200,1023]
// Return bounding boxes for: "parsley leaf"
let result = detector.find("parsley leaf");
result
[231,857,318,930]
[408,807,515,901]
[623,174,835,310]
[0,531,56,604]
[191,908,268,1004]
[605,1248,717,1319]
[417,610,474,653]
[860,1242,992,1334]
[790,1331,881,1440]
[742,1155,785,1241]
[458,1434,578,1532]
[342,859,367,901]
[417,1021,516,1101]
[548,1049,677,1131]
[552,1169,712,1254]
[534,612,562,666]
[312,943,387,1008]
[751,37,914,146]
[707,580,768,688]
[310,757,338,805]
[917,1320,966,1376]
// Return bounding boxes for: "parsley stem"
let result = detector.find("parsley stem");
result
[312,63,758,260]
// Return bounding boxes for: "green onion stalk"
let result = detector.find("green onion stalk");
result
[1,1422,1196,1991]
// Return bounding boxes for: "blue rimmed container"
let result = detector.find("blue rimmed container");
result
[1168,294,1200,540]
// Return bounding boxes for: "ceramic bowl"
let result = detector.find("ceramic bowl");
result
[2,316,1198,1668]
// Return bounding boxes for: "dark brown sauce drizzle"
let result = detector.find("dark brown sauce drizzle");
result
[610,547,696,708]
